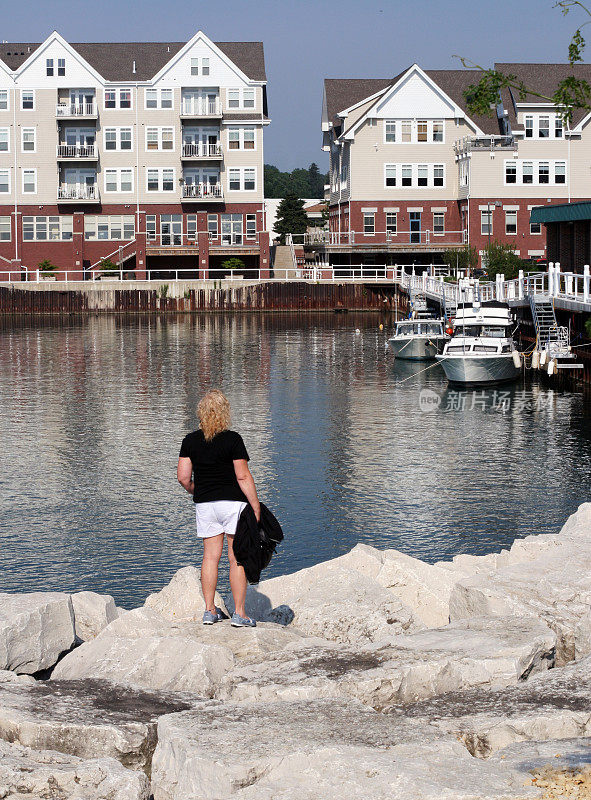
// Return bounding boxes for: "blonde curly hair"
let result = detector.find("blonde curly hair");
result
[198,389,231,441]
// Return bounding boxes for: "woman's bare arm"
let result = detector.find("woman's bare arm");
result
[233,459,261,521]
[177,457,194,495]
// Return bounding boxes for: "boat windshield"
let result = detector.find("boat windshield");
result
[453,324,510,338]
[397,322,442,336]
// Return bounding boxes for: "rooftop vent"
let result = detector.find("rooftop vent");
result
[132,60,136,73]
[167,45,170,52]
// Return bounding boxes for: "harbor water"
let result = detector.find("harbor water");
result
[1,313,590,608]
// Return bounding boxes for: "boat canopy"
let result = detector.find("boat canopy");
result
[453,302,513,327]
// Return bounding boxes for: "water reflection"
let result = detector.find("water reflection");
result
[0,314,589,608]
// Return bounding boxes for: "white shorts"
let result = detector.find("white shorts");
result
[195,500,247,539]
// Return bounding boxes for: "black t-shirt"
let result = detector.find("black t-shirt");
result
[179,429,250,504]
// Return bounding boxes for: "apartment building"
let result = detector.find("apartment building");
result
[0,31,270,279]
[322,63,591,269]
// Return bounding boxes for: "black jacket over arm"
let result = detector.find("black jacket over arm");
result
[233,503,284,584]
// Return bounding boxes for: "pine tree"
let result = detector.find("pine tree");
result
[273,193,309,244]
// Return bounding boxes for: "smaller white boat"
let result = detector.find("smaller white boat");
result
[436,301,521,384]
[388,317,450,361]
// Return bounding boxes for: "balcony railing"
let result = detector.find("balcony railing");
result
[182,182,223,200]
[56,102,97,117]
[454,135,515,156]
[288,230,469,246]
[58,184,99,201]
[57,144,97,159]
[181,142,222,158]
[180,99,221,117]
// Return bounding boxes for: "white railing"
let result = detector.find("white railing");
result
[292,230,468,246]
[88,239,137,271]
[180,99,221,116]
[57,144,97,158]
[285,233,299,269]
[182,182,223,199]
[58,184,99,201]
[182,142,222,158]
[454,135,515,156]
[208,233,259,246]
[56,102,97,117]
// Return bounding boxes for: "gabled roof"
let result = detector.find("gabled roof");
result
[0,40,266,82]
[323,68,502,134]
[496,63,591,129]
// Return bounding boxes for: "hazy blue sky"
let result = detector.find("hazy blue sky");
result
[4,0,582,170]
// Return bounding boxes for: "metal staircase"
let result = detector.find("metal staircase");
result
[410,290,428,317]
[528,294,570,357]
[442,290,456,323]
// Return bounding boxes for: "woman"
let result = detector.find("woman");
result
[177,389,261,627]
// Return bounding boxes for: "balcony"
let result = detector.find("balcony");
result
[58,184,100,203]
[180,99,222,118]
[181,182,224,202]
[56,102,98,119]
[454,135,516,157]
[181,142,223,160]
[57,144,98,160]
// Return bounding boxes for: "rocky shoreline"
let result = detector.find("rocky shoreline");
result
[1,503,590,799]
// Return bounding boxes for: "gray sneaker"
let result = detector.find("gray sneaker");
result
[202,610,219,625]
[214,606,226,622]
[231,612,256,628]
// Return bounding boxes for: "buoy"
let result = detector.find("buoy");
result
[355,328,361,335]
[512,351,522,369]
[547,359,556,376]
[540,350,547,367]
[445,326,453,336]
[379,323,383,330]
[532,351,540,369]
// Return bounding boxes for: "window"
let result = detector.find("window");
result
[21,128,35,153]
[433,164,444,187]
[505,210,517,234]
[417,120,428,142]
[23,170,36,193]
[243,89,255,109]
[505,161,517,184]
[228,128,240,149]
[385,165,396,187]
[417,164,428,186]
[228,127,255,150]
[433,121,444,142]
[401,121,412,142]
[539,161,550,184]
[145,89,158,109]
[530,219,542,235]
[0,90,8,110]
[244,168,256,190]
[0,129,8,152]
[433,213,445,235]
[402,165,412,186]
[46,58,53,76]
[161,89,173,109]
[0,170,9,193]
[522,161,533,184]
[363,212,375,235]
[146,215,156,241]
[385,120,396,143]
[191,58,199,75]
[84,215,134,240]
[555,116,563,138]
[228,168,255,191]
[246,214,256,238]
[23,216,72,241]
[481,210,492,235]
[146,168,175,192]
[105,88,132,109]
[146,127,174,151]
[228,90,240,109]
[538,116,550,138]
[145,88,172,109]
[243,127,255,149]
[525,116,534,138]
[120,89,131,109]
[0,216,10,241]
[21,90,34,110]
[58,58,65,76]
[105,90,116,109]
[202,58,210,76]
[104,127,132,151]
[104,168,133,193]
[386,212,397,235]
[187,214,197,240]
[207,213,218,239]
[555,161,566,184]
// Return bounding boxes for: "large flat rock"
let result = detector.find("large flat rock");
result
[144,566,227,621]
[0,670,191,771]
[216,616,555,709]
[0,592,75,674]
[224,558,422,645]
[0,738,149,800]
[398,653,591,758]
[489,738,591,794]
[449,504,591,665]
[151,699,541,800]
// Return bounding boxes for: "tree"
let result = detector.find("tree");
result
[308,163,326,198]
[273,194,309,244]
[38,259,56,276]
[221,257,246,272]
[442,246,479,274]
[459,1,591,123]
[99,258,119,272]
[264,163,329,199]
[482,241,526,280]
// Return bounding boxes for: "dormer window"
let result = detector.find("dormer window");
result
[555,116,563,138]
[538,116,550,138]
[525,116,534,137]
[46,58,53,76]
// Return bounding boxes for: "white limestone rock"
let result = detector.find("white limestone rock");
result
[144,565,227,621]
[0,670,190,771]
[70,591,119,642]
[151,699,540,800]
[0,739,149,800]
[216,616,555,710]
[0,592,75,674]
[489,737,591,778]
[224,559,421,645]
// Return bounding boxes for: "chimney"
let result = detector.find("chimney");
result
[132,60,136,74]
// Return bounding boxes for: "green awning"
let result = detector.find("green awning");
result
[530,201,591,225]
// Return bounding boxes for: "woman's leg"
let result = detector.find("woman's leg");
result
[201,534,224,612]
[226,534,248,618]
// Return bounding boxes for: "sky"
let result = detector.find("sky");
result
[3,0,583,171]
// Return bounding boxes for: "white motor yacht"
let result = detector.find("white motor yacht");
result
[388,317,450,361]
[436,301,521,384]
